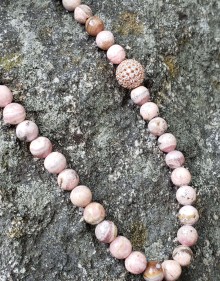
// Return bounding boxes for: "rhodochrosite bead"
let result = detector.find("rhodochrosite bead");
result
[125,251,147,274]
[140,102,159,121]
[95,220,117,243]
[130,86,150,106]
[110,236,132,259]
[74,5,93,24]
[162,260,182,281]
[172,246,193,266]
[116,59,145,89]
[96,31,115,50]
[143,261,164,281]
[83,202,105,225]
[107,44,126,64]
[148,117,168,136]
[0,85,13,107]
[16,120,39,142]
[85,16,104,36]
[57,169,79,190]
[176,185,197,205]
[158,133,177,153]
[3,103,26,125]
[177,225,198,246]
[178,205,199,225]
[44,152,67,174]
[165,150,185,169]
[62,0,81,11]
[70,185,92,207]
[171,167,192,186]
[29,136,52,158]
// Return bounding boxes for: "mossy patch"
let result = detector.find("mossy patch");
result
[130,221,148,249]
[164,55,179,78]
[114,12,144,36]
[0,53,22,71]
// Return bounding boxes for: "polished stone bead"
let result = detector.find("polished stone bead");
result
[143,261,164,281]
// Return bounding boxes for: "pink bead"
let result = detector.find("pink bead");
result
[62,0,81,11]
[83,202,105,225]
[16,120,39,142]
[162,260,182,281]
[143,261,164,281]
[178,205,199,225]
[177,225,198,246]
[130,86,150,106]
[3,103,26,125]
[176,185,196,205]
[140,102,159,121]
[107,44,126,65]
[171,167,191,186]
[0,85,13,107]
[96,31,115,50]
[57,169,79,191]
[158,133,177,153]
[74,5,93,24]
[148,117,168,136]
[29,136,52,158]
[95,220,117,243]
[44,152,67,174]
[165,150,185,169]
[125,251,147,274]
[70,185,92,207]
[172,246,193,266]
[109,236,132,260]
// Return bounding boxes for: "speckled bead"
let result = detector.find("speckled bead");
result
[70,185,92,207]
[57,169,79,191]
[177,225,198,246]
[62,0,81,11]
[148,117,168,136]
[158,133,177,153]
[74,4,93,24]
[140,102,159,121]
[162,260,182,281]
[143,261,164,281]
[116,59,145,89]
[44,152,67,174]
[178,205,199,225]
[30,136,52,158]
[95,220,117,243]
[130,86,150,106]
[85,16,104,36]
[176,185,197,205]
[3,103,26,125]
[96,31,115,50]
[165,150,185,169]
[171,167,192,186]
[125,251,147,275]
[109,236,132,259]
[107,44,126,64]
[83,202,105,225]
[0,85,13,107]
[172,246,193,266]
[16,120,39,142]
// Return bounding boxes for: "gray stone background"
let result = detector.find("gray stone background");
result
[0,0,219,280]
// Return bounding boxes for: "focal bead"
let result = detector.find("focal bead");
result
[176,185,197,205]
[3,103,26,125]
[107,44,126,64]
[70,185,92,207]
[96,31,115,50]
[29,136,52,158]
[131,86,150,106]
[148,117,168,136]
[83,202,105,225]
[177,225,198,246]
[44,152,67,174]
[109,236,132,259]
[57,169,79,191]
[172,245,193,266]
[125,251,147,274]
[140,102,159,121]
[158,133,177,153]
[178,205,199,225]
[0,85,13,107]
[171,167,192,186]
[162,260,182,281]
[16,120,39,142]
[165,150,185,169]
[95,220,117,243]
[62,0,81,11]
[74,4,93,24]
[143,261,164,281]
[85,16,104,36]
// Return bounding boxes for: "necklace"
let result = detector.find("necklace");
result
[0,0,200,280]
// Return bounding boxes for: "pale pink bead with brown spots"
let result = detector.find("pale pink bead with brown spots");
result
[110,236,132,259]
[148,117,168,136]
[176,185,196,205]
[70,185,92,207]
[74,5,93,24]
[95,220,117,243]
[177,225,198,246]
[83,202,105,225]
[162,260,182,281]
[172,245,193,266]
[62,0,81,11]
[125,251,147,274]
[44,152,67,174]
[165,150,185,169]
[0,85,13,107]
[3,103,26,125]
[30,136,52,158]
[96,31,115,50]
[171,167,191,186]
[178,205,199,225]
[57,169,79,191]
[140,102,159,121]
[107,44,126,64]
[16,120,39,142]
[158,133,177,153]
[130,86,150,106]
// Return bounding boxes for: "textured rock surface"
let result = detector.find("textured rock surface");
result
[0,0,220,280]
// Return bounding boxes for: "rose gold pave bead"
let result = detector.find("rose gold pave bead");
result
[44,152,67,174]
[83,202,105,225]
[16,120,39,142]
[143,261,164,281]
[74,5,93,24]
[3,103,26,125]
[116,59,145,89]
[177,225,198,246]
[158,133,177,153]
[0,85,13,107]
[165,150,185,169]
[109,236,132,259]
[70,185,92,207]
[30,136,52,158]
[62,0,81,11]
[107,44,126,64]
[125,251,147,274]
[172,246,193,266]
[95,220,117,243]
[148,117,168,136]
[176,185,197,205]
[85,16,104,36]
[57,169,79,191]
[171,167,192,186]
[178,205,199,225]
[131,86,150,106]
[162,260,182,281]
[140,102,159,121]
[96,31,115,50]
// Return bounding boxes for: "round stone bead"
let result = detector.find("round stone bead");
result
[172,246,193,266]
[95,220,117,243]
[62,0,81,11]
[165,150,185,169]
[74,4,92,24]
[140,102,159,121]
[148,117,168,137]
[0,85,13,107]
[85,16,104,36]
[171,167,192,186]
[143,261,164,281]
[158,133,177,153]
[125,251,147,275]
[3,103,26,125]
[16,120,39,142]
[130,86,150,106]
[57,169,79,191]
[178,205,199,225]
[109,236,132,260]
[70,185,92,207]
[177,225,198,246]
[29,136,52,158]
[96,31,115,50]
[83,202,105,225]
[176,185,197,205]
[116,59,145,89]
[107,44,126,64]
[162,260,182,281]
[44,152,67,174]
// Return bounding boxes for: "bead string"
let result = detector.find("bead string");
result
[0,1,200,280]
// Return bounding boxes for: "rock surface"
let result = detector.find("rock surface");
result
[0,0,219,280]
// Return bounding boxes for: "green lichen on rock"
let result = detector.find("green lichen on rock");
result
[0,53,22,71]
